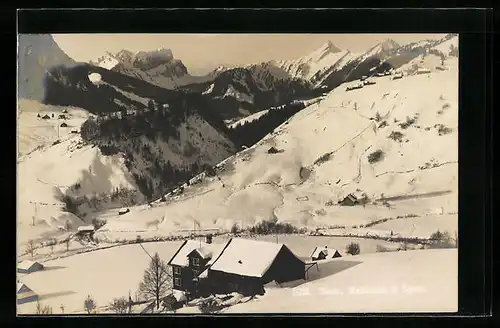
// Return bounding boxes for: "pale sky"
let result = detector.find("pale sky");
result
[53,34,446,76]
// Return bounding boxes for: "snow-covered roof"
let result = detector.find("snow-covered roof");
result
[78,225,94,232]
[18,260,42,271]
[168,240,224,267]
[17,282,35,294]
[209,238,301,278]
[310,246,341,259]
[189,247,214,259]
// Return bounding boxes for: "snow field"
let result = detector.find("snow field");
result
[17,234,409,314]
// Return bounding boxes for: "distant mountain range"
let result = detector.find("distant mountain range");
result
[18,33,458,121]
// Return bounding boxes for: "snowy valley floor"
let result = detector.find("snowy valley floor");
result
[17,235,457,314]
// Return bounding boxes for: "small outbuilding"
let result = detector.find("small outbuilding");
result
[206,238,306,296]
[17,282,39,304]
[41,114,51,120]
[118,208,130,215]
[17,260,44,274]
[60,122,68,127]
[267,146,281,154]
[62,109,68,114]
[338,193,359,206]
[76,226,95,238]
[310,246,342,261]
[58,114,67,120]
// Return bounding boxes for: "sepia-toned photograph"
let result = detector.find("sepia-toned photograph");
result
[17,32,458,314]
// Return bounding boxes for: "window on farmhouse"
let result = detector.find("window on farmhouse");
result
[173,267,181,275]
[192,258,200,266]
[174,278,181,287]
[193,269,200,276]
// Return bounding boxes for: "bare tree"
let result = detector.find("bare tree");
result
[84,295,97,314]
[109,297,129,314]
[36,301,53,314]
[138,252,171,310]
[48,238,57,255]
[26,240,36,257]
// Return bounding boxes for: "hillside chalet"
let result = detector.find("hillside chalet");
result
[346,83,364,91]
[76,225,95,238]
[310,246,342,261]
[17,282,38,304]
[338,193,359,206]
[168,237,306,299]
[17,260,44,274]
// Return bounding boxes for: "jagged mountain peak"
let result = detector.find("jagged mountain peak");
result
[321,40,342,53]
[379,38,400,51]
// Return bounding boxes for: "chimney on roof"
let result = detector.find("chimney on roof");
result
[205,234,212,244]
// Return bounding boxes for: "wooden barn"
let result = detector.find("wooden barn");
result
[17,282,39,304]
[76,225,95,238]
[346,83,364,91]
[202,238,305,296]
[168,237,306,299]
[310,246,342,261]
[338,193,359,206]
[17,260,44,274]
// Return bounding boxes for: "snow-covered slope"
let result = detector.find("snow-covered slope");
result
[91,58,458,242]
[432,35,459,57]
[18,62,237,245]
[399,35,459,75]
[18,34,76,101]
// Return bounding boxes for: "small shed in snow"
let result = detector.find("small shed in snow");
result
[310,246,342,261]
[267,146,281,154]
[338,194,359,206]
[118,208,130,215]
[416,68,432,75]
[17,260,44,274]
[58,114,67,120]
[41,114,51,120]
[17,282,39,304]
[77,226,95,237]
[62,109,68,114]
[60,122,68,127]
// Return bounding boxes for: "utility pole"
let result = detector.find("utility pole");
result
[31,202,37,226]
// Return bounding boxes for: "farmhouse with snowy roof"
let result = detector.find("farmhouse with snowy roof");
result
[17,282,39,304]
[168,237,306,299]
[310,246,342,261]
[17,260,44,274]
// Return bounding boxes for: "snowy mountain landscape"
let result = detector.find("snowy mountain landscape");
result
[17,33,458,315]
